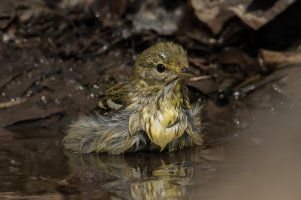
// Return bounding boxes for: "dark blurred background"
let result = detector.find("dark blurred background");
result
[0,0,301,135]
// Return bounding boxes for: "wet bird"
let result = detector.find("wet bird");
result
[63,42,203,154]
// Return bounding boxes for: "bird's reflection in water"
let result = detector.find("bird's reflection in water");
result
[64,147,219,199]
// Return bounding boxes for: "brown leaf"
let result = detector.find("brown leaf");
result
[229,0,296,30]
[189,0,243,34]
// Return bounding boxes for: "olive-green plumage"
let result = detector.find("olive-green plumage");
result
[63,42,203,154]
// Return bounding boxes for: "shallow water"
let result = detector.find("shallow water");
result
[0,136,230,200]
[0,101,236,200]
[1,75,301,200]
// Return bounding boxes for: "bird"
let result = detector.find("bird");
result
[63,41,203,154]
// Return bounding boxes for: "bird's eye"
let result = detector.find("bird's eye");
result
[156,64,166,73]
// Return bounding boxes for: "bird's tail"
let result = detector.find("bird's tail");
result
[63,111,146,154]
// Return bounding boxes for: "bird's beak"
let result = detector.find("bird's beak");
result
[178,68,196,78]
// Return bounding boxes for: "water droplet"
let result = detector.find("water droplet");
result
[26,90,33,97]
[54,99,60,105]
[75,85,84,91]
[233,91,240,100]
[235,119,240,125]
[95,11,100,18]
[41,96,47,103]
[93,84,100,89]
[3,33,11,43]
[100,45,108,52]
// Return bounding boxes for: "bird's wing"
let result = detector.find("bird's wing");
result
[98,82,130,111]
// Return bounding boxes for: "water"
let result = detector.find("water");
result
[0,136,228,199]
[1,93,301,200]
[0,102,234,200]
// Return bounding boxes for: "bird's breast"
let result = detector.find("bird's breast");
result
[140,96,188,150]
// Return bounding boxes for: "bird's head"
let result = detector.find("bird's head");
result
[133,42,194,88]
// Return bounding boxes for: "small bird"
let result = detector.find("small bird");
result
[63,41,203,154]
